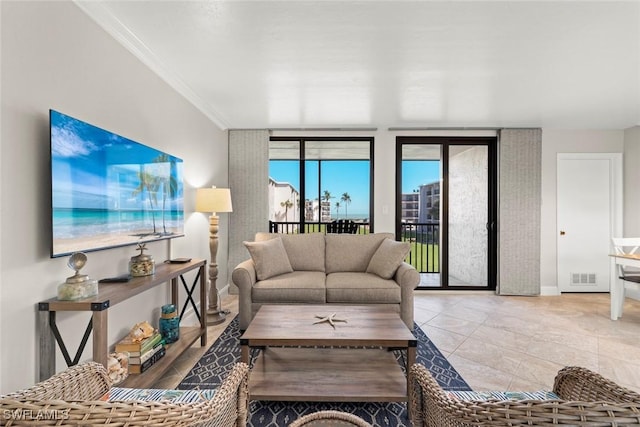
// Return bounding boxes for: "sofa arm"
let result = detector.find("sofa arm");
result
[395,262,419,330]
[232,259,257,291]
[395,262,420,290]
[232,259,257,331]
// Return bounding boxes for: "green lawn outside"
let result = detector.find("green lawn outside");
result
[273,224,437,272]
[404,241,440,273]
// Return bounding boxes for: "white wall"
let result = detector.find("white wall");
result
[540,130,625,295]
[449,146,489,286]
[0,1,227,393]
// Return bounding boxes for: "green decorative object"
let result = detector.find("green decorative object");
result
[159,304,179,344]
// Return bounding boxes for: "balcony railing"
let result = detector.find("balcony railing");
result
[268,221,370,235]
[267,220,439,274]
[401,222,440,273]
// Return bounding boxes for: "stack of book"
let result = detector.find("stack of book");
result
[114,332,166,374]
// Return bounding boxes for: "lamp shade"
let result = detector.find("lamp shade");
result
[195,188,233,213]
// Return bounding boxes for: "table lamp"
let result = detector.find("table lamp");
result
[195,186,233,325]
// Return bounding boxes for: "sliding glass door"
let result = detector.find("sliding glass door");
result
[396,137,497,290]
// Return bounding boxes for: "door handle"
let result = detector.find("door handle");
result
[560,230,566,235]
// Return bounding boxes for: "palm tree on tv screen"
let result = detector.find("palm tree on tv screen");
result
[132,170,159,234]
[153,154,179,235]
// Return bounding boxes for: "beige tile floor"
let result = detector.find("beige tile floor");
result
[153,291,640,394]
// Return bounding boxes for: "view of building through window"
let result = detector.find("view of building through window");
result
[400,160,441,223]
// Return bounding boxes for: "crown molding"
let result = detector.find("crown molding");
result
[74,1,230,130]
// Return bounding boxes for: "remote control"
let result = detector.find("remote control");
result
[99,275,131,283]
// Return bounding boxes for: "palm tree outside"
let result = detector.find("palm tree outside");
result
[322,190,334,223]
[334,201,341,219]
[341,192,351,218]
[280,199,293,221]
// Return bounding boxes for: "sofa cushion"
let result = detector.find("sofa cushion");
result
[326,272,401,304]
[252,271,327,303]
[366,238,411,279]
[325,233,394,274]
[244,237,293,280]
[255,232,325,272]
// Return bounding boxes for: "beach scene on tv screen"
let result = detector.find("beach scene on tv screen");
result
[51,110,184,257]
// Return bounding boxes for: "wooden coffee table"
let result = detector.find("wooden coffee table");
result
[240,304,417,402]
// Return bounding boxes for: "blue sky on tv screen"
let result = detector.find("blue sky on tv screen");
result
[50,110,183,211]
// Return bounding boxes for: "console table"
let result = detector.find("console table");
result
[38,259,207,388]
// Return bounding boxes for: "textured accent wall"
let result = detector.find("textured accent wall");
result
[498,129,542,295]
[624,126,640,236]
[228,130,270,292]
[449,146,488,286]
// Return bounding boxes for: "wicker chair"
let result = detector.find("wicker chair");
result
[0,361,249,426]
[409,364,640,426]
[288,410,372,427]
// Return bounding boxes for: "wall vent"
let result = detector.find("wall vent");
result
[571,273,597,285]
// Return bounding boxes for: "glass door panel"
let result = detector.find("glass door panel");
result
[399,145,442,287]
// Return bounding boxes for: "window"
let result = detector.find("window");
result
[269,137,374,233]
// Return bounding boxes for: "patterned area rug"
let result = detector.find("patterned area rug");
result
[178,316,470,427]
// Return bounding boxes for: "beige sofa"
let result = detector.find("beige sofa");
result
[232,232,420,331]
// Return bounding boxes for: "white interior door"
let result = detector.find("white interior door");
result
[557,154,621,292]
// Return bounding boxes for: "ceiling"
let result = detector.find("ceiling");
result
[77,1,639,130]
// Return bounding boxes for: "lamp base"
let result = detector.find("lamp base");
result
[206,309,226,326]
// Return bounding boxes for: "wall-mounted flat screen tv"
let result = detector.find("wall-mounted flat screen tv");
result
[50,109,184,257]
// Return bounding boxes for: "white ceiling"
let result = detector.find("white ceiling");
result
[77,1,639,130]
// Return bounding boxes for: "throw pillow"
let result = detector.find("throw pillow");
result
[325,233,393,273]
[255,232,325,271]
[244,237,293,280]
[366,238,410,279]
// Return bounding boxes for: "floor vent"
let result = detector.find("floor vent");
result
[571,273,597,285]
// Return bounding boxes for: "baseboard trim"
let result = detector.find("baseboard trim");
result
[219,283,230,298]
[626,287,640,301]
[414,289,495,295]
[540,286,560,296]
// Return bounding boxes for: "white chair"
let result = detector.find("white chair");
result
[612,237,640,282]
[610,237,640,319]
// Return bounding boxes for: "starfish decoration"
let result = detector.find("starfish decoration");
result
[313,313,348,329]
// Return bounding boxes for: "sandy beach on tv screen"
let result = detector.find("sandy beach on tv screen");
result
[54,229,182,256]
